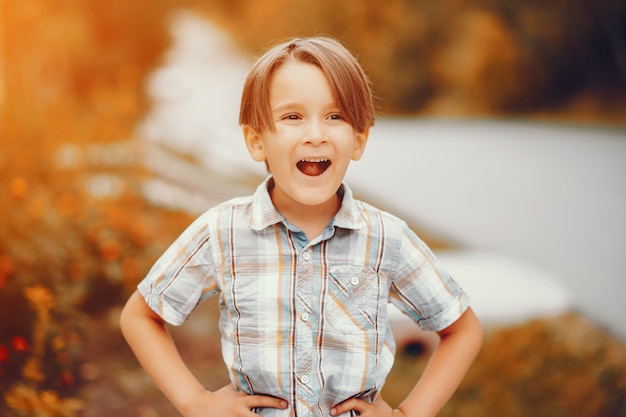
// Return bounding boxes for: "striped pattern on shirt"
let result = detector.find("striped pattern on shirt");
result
[138,178,469,417]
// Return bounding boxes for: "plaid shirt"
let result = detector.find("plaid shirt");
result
[138,177,469,417]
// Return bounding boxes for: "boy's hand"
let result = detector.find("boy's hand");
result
[330,395,405,416]
[182,385,289,417]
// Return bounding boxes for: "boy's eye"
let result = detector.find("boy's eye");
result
[283,114,300,120]
[328,113,343,120]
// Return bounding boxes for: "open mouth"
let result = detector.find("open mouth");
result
[297,158,331,176]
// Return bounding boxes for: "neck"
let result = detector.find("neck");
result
[273,193,340,241]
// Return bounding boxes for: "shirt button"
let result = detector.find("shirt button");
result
[350,276,360,286]
[302,251,311,261]
[301,312,310,322]
[300,375,309,384]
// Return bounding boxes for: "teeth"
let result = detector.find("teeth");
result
[301,158,329,163]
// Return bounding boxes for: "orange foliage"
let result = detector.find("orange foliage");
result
[0,1,194,415]
[382,314,626,417]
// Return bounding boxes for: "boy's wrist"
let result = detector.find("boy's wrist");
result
[176,389,213,417]
[393,408,411,417]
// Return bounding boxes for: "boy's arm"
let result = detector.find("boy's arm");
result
[331,307,482,417]
[120,291,208,414]
[120,291,288,417]
[395,307,482,417]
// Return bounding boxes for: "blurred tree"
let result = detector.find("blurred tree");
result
[0,1,193,414]
[194,0,626,117]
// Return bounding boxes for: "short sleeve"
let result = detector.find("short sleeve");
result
[388,224,469,332]
[137,213,219,326]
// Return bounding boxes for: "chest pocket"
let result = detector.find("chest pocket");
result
[325,266,384,333]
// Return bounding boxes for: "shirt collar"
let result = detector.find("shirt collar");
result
[250,176,367,232]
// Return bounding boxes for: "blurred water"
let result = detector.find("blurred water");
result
[139,11,626,338]
[346,119,626,338]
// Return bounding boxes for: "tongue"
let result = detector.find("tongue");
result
[299,161,324,176]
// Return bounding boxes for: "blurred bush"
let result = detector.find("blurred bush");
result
[384,314,626,417]
[0,1,191,415]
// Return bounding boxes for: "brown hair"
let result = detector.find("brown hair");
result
[239,37,376,134]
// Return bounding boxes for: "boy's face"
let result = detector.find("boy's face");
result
[244,61,369,213]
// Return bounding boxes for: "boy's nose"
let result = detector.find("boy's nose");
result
[304,120,327,145]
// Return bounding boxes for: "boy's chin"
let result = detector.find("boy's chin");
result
[288,190,333,206]
[288,187,340,208]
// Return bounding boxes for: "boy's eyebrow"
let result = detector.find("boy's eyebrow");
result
[271,102,302,113]
[271,101,340,114]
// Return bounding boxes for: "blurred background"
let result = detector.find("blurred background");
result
[1,1,625,416]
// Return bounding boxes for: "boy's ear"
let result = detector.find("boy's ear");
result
[351,128,370,161]
[242,125,266,162]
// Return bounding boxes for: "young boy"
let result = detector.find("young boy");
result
[121,36,482,417]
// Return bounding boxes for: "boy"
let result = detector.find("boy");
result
[121,36,482,417]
